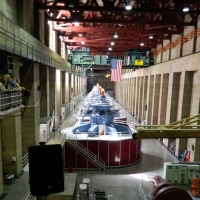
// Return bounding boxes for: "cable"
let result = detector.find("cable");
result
[21,87,42,108]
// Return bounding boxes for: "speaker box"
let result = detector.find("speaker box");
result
[24,89,31,97]
[28,144,64,196]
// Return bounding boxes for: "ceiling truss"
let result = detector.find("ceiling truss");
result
[37,0,200,57]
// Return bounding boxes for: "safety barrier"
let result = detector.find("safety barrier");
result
[0,90,22,112]
[0,12,71,71]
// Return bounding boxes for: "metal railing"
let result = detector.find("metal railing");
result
[138,181,148,200]
[0,90,22,112]
[0,12,71,72]
[65,135,106,170]
[22,153,29,168]
[169,140,176,154]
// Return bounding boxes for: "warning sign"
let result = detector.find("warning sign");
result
[135,60,143,66]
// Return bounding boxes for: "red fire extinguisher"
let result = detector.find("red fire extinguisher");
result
[185,151,190,162]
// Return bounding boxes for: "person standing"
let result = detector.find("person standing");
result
[7,74,16,89]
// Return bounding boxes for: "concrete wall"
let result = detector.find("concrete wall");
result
[116,15,200,161]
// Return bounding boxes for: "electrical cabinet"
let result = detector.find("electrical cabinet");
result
[165,165,175,183]
[187,165,199,185]
[163,162,199,185]
[94,55,101,64]
[40,117,54,142]
[165,164,187,184]
[101,55,107,64]
[179,165,187,184]
[72,54,81,64]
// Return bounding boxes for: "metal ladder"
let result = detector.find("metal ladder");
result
[65,136,106,170]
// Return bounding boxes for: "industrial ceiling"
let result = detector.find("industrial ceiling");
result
[37,0,200,58]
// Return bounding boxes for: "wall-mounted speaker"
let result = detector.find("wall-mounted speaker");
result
[24,89,31,97]
[28,144,64,196]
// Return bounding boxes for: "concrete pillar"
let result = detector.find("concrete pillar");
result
[138,77,144,122]
[65,73,70,104]
[125,79,128,109]
[181,71,194,160]
[142,76,148,121]
[13,56,20,78]
[132,77,136,115]
[0,128,3,196]
[152,75,161,125]
[71,74,74,98]
[1,111,22,175]
[181,71,193,119]
[130,78,133,114]
[21,62,40,155]
[121,79,125,108]
[134,77,139,118]
[175,72,187,156]
[164,73,176,147]
[189,71,200,161]
[158,74,170,147]
[40,66,50,117]
[158,74,169,125]
[146,75,154,125]
[127,78,130,112]
[56,70,62,124]
[49,68,57,129]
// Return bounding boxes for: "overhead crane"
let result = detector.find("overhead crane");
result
[132,114,200,139]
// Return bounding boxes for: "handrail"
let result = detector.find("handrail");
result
[0,90,22,112]
[0,12,71,72]
[154,27,200,56]
[65,135,106,170]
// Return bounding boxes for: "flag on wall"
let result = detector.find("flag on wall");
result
[110,60,123,82]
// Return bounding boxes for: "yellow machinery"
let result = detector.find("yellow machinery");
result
[132,114,200,139]
[132,114,200,198]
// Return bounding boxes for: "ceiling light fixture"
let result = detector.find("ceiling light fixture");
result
[114,33,118,38]
[125,1,132,10]
[81,41,85,44]
[111,42,114,45]
[74,22,79,26]
[149,36,153,39]
[140,43,144,46]
[183,6,190,12]
[108,47,112,51]
[78,33,83,37]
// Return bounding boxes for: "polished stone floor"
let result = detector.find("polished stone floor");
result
[1,97,197,200]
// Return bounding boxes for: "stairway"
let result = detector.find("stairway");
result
[65,136,106,170]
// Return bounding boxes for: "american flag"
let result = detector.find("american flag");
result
[110,60,123,82]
